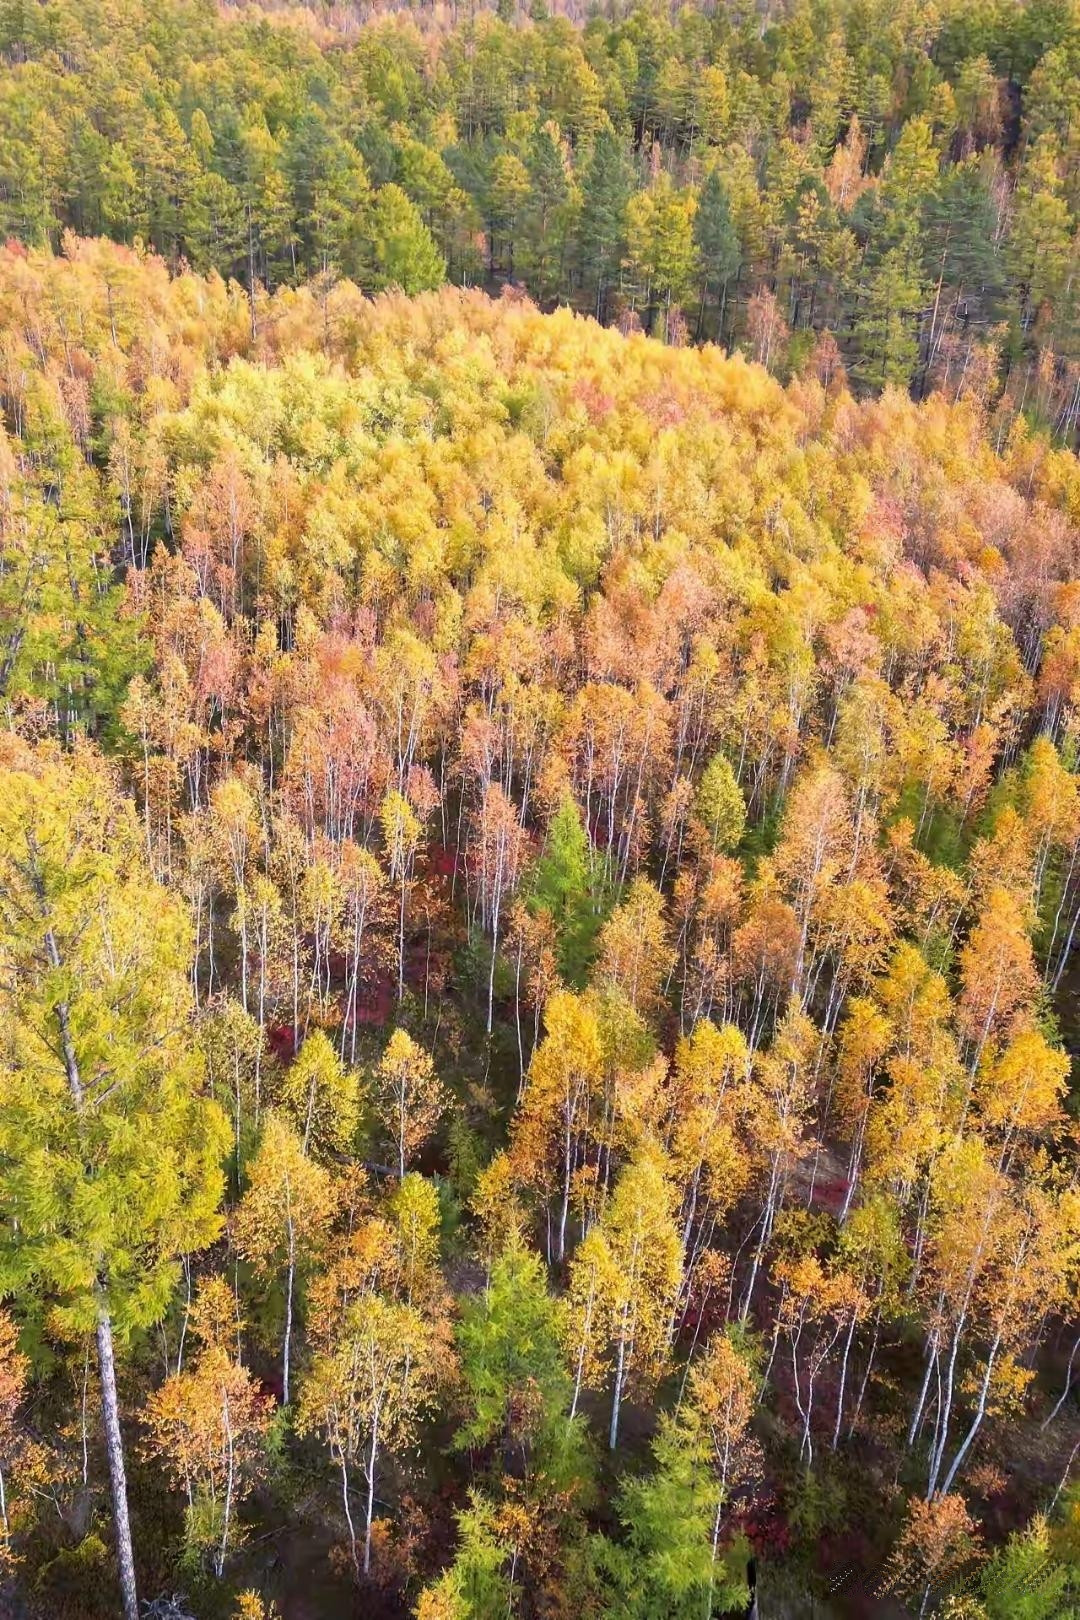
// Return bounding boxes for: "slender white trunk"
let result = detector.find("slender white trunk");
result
[340,1446,359,1581]
[570,1283,595,1423]
[1042,1330,1080,1430]
[216,1382,235,1578]
[97,1309,139,1620]
[283,1230,295,1406]
[609,1324,628,1452]
[937,1333,1002,1498]
[486,909,499,1036]
[832,1310,858,1449]
[45,927,138,1620]
[364,1408,380,1576]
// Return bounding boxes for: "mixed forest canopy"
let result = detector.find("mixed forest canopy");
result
[0,229,1079,1618]
[5,0,1080,1592]
[8,0,1080,427]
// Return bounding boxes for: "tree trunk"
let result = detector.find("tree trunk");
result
[44,925,139,1620]
[487,909,498,1036]
[832,1310,858,1449]
[97,1308,139,1620]
[937,1333,1002,1498]
[609,1306,630,1451]
[741,1155,780,1318]
[340,1451,359,1581]
[1042,1330,1080,1430]
[364,1411,380,1576]
[570,1283,595,1422]
[398,873,407,1002]
[216,1382,235,1578]
[283,1233,295,1407]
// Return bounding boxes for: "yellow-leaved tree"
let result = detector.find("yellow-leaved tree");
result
[233,1114,335,1406]
[370,1029,447,1179]
[565,1145,683,1450]
[143,1277,271,1577]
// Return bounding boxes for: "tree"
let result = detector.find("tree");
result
[454,1245,575,1466]
[666,1020,752,1310]
[370,1029,447,1179]
[469,783,527,1035]
[534,797,612,972]
[381,790,422,1003]
[298,1292,438,1577]
[0,1310,45,1570]
[958,887,1038,1068]
[519,123,575,303]
[369,184,446,295]
[565,1146,682,1450]
[681,1332,761,1579]
[511,988,604,1263]
[741,1012,819,1314]
[233,1594,282,1620]
[338,846,385,1065]
[388,1172,444,1310]
[607,1331,758,1619]
[487,152,531,278]
[280,1030,360,1161]
[881,1494,982,1617]
[143,1278,270,1577]
[470,1151,527,1277]
[233,1115,334,1406]
[1007,137,1073,332]
[210,776,259,1007]
[746,286,789,373]
[693,753,746,853]
[979,1516,1080,1619]
[0,740,227,1620]
[693,170,741,342]
[854,248,925,388]
[773,1251,864,1466]
[528,796,608,986]
[594,878,674,1015]
[413,1490,517,1619]
[625,174,699,337]
[976,1028,1068,1169]
[202,999,265,1183]
[578,123,633,320]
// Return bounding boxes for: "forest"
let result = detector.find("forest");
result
[0,3,1079,1620]
[7,0,1080,425]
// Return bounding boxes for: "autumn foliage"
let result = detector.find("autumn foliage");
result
[0,236,1079,1617]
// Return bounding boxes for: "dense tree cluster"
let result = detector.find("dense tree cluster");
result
[1,235,1080,1617]
[10,0,1080,426]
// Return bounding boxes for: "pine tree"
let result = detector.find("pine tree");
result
[577,123,634,320]
[369,184,446,295]
[693,170,741,342]
[625,173,699,338]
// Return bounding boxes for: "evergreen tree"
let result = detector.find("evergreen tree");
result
[519,122,574,303]
[370,184,446,295]
[528,797,612,985]
[454,1244,577,1467]
[855,247,926,387]
[577,122,634,320]
[693,169,741,342]
[0,742,227,1620]
[625,173,699,337]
